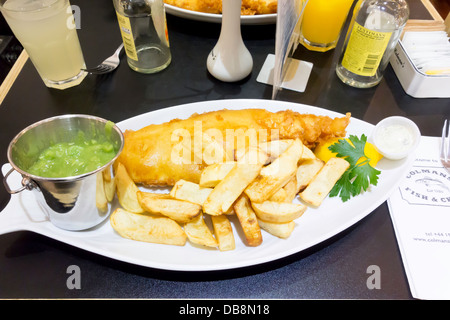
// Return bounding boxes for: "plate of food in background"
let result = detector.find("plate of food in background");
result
[164,0,277,24]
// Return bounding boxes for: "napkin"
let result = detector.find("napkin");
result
[388,136,450,300]
[402,31,450,76]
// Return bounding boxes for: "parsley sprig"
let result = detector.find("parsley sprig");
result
[328,134,381,202]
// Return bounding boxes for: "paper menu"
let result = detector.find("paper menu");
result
[256,0,312,99]
[272,0,304,98]
[388,136,450,300]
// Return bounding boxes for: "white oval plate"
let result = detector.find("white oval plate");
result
[165,4,277,24]
[0,99,414,271]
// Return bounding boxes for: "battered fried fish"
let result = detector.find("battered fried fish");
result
[116,108,351,186]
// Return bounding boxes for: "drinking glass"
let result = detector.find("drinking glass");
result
[0,0,87,89]
[299,0,354,52]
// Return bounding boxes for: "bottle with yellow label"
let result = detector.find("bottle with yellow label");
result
[113,0,171,74]
[336,0,409,88]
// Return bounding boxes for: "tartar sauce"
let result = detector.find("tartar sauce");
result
[375,124,414,155]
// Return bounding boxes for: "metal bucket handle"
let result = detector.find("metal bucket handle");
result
[3,167,37,194]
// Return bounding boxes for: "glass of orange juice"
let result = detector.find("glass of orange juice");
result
[300,0,355,52]
[0,0,87,89]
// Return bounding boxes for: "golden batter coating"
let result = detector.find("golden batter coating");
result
[116,108,351,187]
[164,0,277,15]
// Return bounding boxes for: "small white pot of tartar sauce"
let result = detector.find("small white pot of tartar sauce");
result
[372,116,421,160]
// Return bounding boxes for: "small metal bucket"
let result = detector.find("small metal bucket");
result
[3,114,124,231]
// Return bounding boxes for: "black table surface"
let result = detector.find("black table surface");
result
[0,0,449,300]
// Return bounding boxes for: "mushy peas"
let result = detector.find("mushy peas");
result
[27,137,117,178]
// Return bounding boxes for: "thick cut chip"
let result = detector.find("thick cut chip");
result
[169,179,212,205]
[211,215,235,251]
[299,157,349,207]
[258,219,295,239]
[137,191,201,223]
[268,187,288,202]
[269,176,297,202]
[115,162,144,213]
[251,201,307,223]
[233,195,263,247]
[96,172,108,212]
[199,162,236,188]
[103,166,116,202]
[184,213,218,247]
[203,147,268,216]
[110,208,187,246]
[300,144,316,160]
[282,176,298,202]
[245,139,303,203]
[296,158,324,193]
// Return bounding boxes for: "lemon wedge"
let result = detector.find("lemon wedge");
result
[314,138,383,168]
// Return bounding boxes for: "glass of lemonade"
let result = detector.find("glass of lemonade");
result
[299,0,354,52]
[0,0,87,89]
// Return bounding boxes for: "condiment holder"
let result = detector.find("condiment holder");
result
[372,116,421,160]
[3,115,124,231]
[206,0,253,82]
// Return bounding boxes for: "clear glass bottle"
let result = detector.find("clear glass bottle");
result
[336,0,409,88]
[113,0,171,73]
